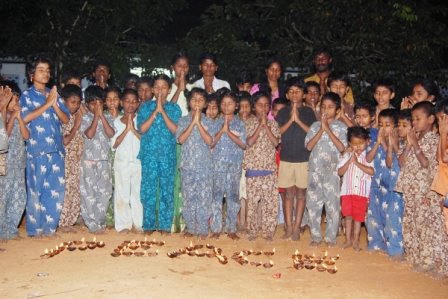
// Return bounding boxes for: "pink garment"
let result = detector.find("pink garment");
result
[249,83,280,120]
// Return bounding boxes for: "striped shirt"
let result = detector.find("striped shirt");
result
[338,150,373,197]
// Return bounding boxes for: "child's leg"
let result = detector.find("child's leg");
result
[158,160,176,232]
[114,161,132,232]
[59,154,81,228]
[211,172,225,235]
[25,156,41,236]
[141,160,159,232]
[5,168,26,238]
[224,173,241,235]
[0,176,8,239]
[384,191,404,257]
[283,187,295,238]
[195,170,213,236]
[322,180,341,245]
[260,174,278,240]
[246,177,259,240]
[130,162,143,231]
[291,187,306,240]
[343,216,353,247]
[366,187,387,251]
[180,170,195,234]
[352,220,362,251]
[306,182,324,244]
[238,170,247,231]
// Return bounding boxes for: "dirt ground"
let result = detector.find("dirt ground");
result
[1,225,447,299]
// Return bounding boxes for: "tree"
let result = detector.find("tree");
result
[182,0,448,99]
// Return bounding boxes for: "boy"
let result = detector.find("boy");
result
[80,85,115,233]
[354,101,376,130]
[235,70,254,93]
[327,71,354,127]
[20,56,69,237]
[373,79,395,127]
[60,70,82,88]
[111,89,142,233]
[276,77,316,240]
[137,76,154,103]
[338,126,374,251]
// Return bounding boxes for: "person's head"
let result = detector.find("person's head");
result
[2,80,21,113]
[411,101,435,133]
[218,89,238,116]
[84,85,105,113]
[237,91,252,120]
[235,70,254,92]
[205,93,219,119]
[199,52,218,78]
[251,91,271,118]
[60,69,81,88]
[397,109,412,138]
[378,108,397,136]
[411,79,440,103]
[171,51,190,80]
[304,81,320,107]
[285,76,306,105]
[320,92,341,120]
[312,47,332,73]
[136,76,154,102]
[434,99,448,118]
[105,86,121,112]
[347,126,370,155]
[152,74,172,101]
[60,84,82,114]
[26,55,52,86]
[92,59,111,87]
[264,57,283,83]
[354,101,375,129]
[186,87,208,112]
[121,88,140,115]
[373,79,395,108]
[271,97,289,120]
[123,73,139,90]
[327,71,350,101]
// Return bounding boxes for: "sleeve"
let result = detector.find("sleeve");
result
[270,120,281,139]
[337,152,351,169]
[249,83,260,95]
[56,94,70,116]
[19,91,32,120]
[175,116,188,139]
[305,121,320,145]
[239,120,247,146]
[137,102,149,130]
[110,119,122,151]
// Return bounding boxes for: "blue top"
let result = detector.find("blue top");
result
[20,86,69,157]
[6,119,26,169]
[137,100,181,163]
[212,116,246,173]
[176,113,215,171]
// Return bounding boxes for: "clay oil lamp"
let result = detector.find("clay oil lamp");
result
[129,243,139,251]
[167,251,180,258]
[110,251,121,257]
[316,263,327,272]
[205,251,215,258]
[250,261,262,267]
[87,242,97,250]
[253,250,263,256]
[155,240,165,246]
[134,251,145,257]
[292,250,302,260]
[216,255,228,265]
[73,237,85,246]
[141,244,151,250]
[122,251,133,257]
[117,243,127,250]
[304,253,312,260]
[186,241,194,251]
[232,251,244,260]
[193,244,203,250]
[78,244,87,251]
[195,250,205,257]
[40,249,50,258]
[213,247,222,255]
[67,245,77,251]
[304,262,315,270]
[96,241,105,248]
[187,250,196,256]
[315,256,324,264]
[263,260,274,268]
[242,249,253,256]
[178,248,187,254]
[264,248,276,256]
[324,258,336,266]
[293,259,304,270]
[206,244,215,249]
[148,250,159,257]
[331,254,340,261]
[327,266,338,274]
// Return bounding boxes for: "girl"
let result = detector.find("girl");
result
[211,90,246,240]
[168,51,192,116]
[138,74,181,235]
[237,91,253,232]
[205,93,220,120]
[58,85,84,233]
[396,101,448,277]
[304,81,321,120]
[137,76,154,103]
[176,88,214,238]
[0,82,28,240]
[20,56,69,237]
[192,53,230,93]
[305,92,347,247]
[244,91,280,241]
[400,79,440,109]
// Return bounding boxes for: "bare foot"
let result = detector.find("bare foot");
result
[341,242,352,249]
[291,230,300,241]
[352,242,361,251]
[160,231,170,236]
[210,233,220,239]
[119,229,130,234]
[309,241,321,247]
[227,233,240,240]
[182,232,194,238]
[282,230,292,240]
[145,230,155,236]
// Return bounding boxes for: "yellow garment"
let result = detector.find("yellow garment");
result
[305,73,355,105]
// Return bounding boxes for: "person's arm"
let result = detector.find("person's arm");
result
[113,118,130,149]
[139,109,158,134]
[398,143,411,168]
[337,153,352,176]
[227,126,247,150]
[247,119,263,147]
[63,112,82,146]
[22,87,57,124]
[160,107,178,134]
[305,122,323,151]
[296,112,311,133]
[366,128,383,163]
[177,115,195,144]
[52,97,69,124]
[84,114,99,139]
[129,115,140,140]
[326,125,346,153]
[265,121,280,147]
[196,113,213,145]
[408,129,429,168]
[0,86,13,111]
[100,114,115,138]
[170,73,186,103]
[354,155,375,176]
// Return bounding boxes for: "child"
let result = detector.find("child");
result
[354,101,376,130]
[373,79,395,126]
[137,74,181,234]
[236,70,254,93]
[211,90,246,239]
[60,70,81,88]
[58,84,84,232]
[176,88,214,238]
[277,77,316,240]
[304,81,321,120]
[20,56,69,237]
[123,73,139,90]
[80,85,115,233]
[401,79,440,109]
[205,92,220,120]
[327,72,354,127]
[111,89,142,233]
[168,51,192,117]
[237,91,253,232]
[0,82,28,240]
[305,92,347,247]
[137,76,154,103]
[105,86,122,120]
[395,101,448,277]
[338,126,374,251]
[244,91,281,241]
[271,97,288,120]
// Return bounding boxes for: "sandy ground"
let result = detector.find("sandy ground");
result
[0,225,447,299]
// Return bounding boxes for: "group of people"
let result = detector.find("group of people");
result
[0,48,447,278]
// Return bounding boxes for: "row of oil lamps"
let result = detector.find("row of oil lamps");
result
[166,241,229,265]
[292,250,339,274]
[110,238,165,257]
[40,237,105,258]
